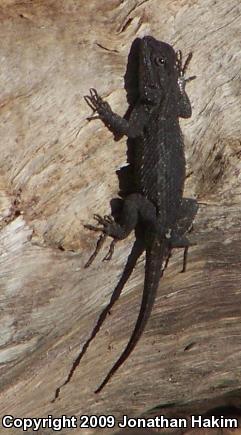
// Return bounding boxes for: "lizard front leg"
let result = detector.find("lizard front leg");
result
[84,89,150,138]
[176,50,196,118]
[84,88,135,137]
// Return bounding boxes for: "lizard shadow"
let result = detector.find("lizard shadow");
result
[53,39,146,400]
[97,37,141,203]
[104,36,145,248]
[115,37,141,199]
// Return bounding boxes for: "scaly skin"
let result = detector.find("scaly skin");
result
[53,36,198,400]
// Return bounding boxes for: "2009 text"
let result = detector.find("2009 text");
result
[80,415,115,428]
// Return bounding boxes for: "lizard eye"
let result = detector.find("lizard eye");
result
[155,56,166,66]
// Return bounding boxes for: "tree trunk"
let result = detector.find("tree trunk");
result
[1,0,241,434]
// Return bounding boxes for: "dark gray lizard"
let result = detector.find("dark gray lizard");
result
[53,36,198,400]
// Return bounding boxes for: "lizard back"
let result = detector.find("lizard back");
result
[132,37,186,230]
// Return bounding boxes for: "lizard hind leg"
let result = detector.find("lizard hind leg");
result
[84,193,156,267]
[84,214,117,268]
[84,233,108,268]
[167,197,198,272]
[102,239,117,262]
[169,235,190,273]
[84,197,138,267]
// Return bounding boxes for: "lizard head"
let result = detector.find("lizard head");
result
[139,36,177,104]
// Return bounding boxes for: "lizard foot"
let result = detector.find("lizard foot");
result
[84,214,117,267]
[102,239,117,262]
[84,233,107,268]
[163,250,172,271]
[84,88,112,118]
[162,246,188,273]
[84,214,114,233]
[176,50,196,92]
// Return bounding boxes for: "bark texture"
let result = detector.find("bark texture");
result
[0,0,241,434]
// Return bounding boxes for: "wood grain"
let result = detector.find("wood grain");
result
[0,0,241,434]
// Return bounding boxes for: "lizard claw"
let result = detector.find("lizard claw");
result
[102,239,117,262]
[85,214,116,237]
[84,214,110,232]
[84,224,104,232]
[84,96,96,112]
[84,88,112,117]
[104,215,115,224]
[93,214,114,227]
[176,50,196,92]
[84,215,117,267]
[85,233,107,268]
[163,250,172,271]
[84,88,100,111]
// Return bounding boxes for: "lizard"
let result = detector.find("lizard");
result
[53,36,198,400]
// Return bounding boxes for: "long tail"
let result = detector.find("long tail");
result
[53,239,144,401]
[95,238,168,393]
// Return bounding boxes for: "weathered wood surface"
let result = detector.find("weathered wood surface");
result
[0,0,241,434]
